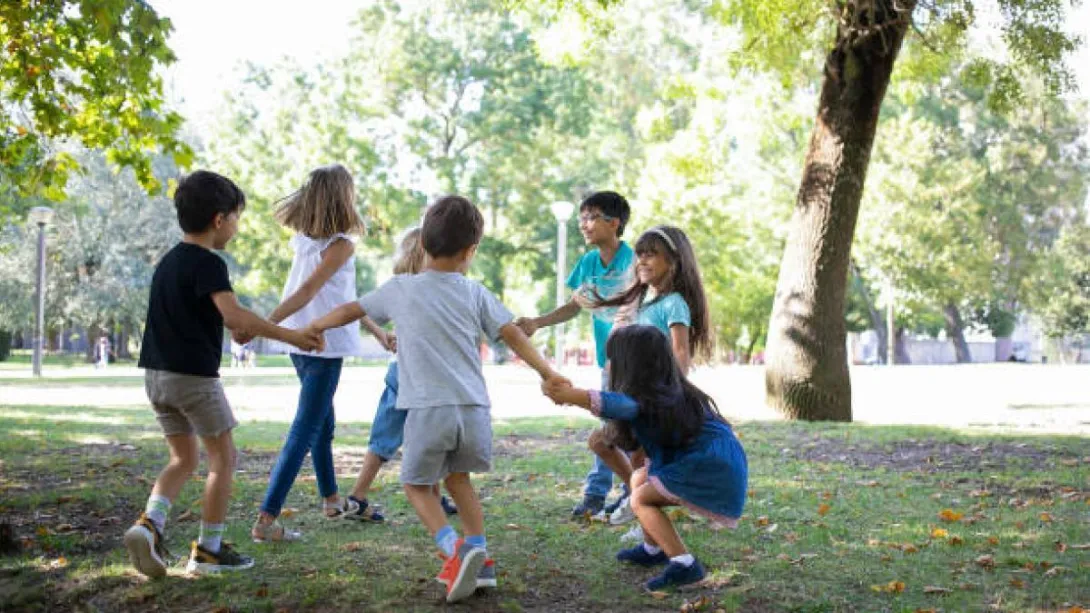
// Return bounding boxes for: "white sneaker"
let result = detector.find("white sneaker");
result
[609,496,636,525]
[620,524,644,543]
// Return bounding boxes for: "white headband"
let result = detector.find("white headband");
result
[646,226,677,253]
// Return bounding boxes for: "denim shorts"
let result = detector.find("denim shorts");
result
[368,362,406,460]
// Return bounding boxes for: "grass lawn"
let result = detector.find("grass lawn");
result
[0,403,1087,612]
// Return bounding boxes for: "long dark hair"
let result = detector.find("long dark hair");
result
[597,225,713,362]
[606,325,726,448]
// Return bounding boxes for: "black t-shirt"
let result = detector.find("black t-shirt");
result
[139,243,233,377]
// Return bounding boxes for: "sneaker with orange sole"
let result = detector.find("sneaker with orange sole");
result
[435,539,486,602]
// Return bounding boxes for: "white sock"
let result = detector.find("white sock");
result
[198,522,225,553]
[144,494,171,532]
[671,553,695,567]
[642,542,662,555]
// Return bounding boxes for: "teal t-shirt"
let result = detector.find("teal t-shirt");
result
[637,292,691,337]
[566,242,635,367]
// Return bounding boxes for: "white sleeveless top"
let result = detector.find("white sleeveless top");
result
[279,233,364,358]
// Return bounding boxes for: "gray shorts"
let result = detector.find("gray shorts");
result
[400,405,492,485]
[145,369,238,437]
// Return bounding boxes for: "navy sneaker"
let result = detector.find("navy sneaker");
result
[571,495,605,518]
[616,545,669,567]
[344,496,385,523]
[645,559,706,591]
[440,495,458,516]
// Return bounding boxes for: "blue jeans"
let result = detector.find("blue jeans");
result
[583,367,614,498]
[260,354,343,517]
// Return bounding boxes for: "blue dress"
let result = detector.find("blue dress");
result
[594,390,747,526]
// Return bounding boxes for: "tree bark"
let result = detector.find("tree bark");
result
[943,303,972,363]
[765,1,915,421]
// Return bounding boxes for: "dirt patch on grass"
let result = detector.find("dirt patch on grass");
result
[784,437,1084,473]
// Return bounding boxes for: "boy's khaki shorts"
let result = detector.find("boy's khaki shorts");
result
[400,405,492,485]
[144,369,237,437]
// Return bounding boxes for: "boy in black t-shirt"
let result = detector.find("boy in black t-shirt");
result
[124,170,323,578]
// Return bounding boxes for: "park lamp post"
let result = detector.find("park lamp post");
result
[28,206,54,377]
[550,201,575,368]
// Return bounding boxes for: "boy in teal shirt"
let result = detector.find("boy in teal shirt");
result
[515,191,633,517]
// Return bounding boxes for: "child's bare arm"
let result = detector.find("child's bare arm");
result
[361,316,395,352]
[670,324,691,375]
[211,291,322,352]
[513,300,580,337]
[542,379,591,410]
[500,322,565,383]
[310,301,366,333]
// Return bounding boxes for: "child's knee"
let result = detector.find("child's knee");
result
[174,453,200,475]
[588,429,609,454]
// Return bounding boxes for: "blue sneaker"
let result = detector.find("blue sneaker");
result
[616,545,669,567]
[645,559,706,591]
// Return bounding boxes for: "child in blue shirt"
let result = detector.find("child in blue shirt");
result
[543,324,747,591]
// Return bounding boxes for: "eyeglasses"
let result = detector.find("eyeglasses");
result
[579,213,614,224]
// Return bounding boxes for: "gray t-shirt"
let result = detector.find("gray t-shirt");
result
[358,270,514,409]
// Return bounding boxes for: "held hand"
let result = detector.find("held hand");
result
[541,375,574,404]
[297,326,325,353]
[232,329,255,345]
[380,331,397,353]
[513,317,538,337]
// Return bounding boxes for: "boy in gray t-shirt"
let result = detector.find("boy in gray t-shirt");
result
[308,195,565,603]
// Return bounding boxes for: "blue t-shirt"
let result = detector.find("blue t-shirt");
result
[566,242,635,367]
[637,292,691,337]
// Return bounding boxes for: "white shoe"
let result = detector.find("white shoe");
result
[609,496,636,525]
[620,524,644,543]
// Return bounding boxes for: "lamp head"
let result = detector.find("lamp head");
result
[28,206,55,226]
[549,201,574,222]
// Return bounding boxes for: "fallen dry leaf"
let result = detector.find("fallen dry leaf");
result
[923,585,952,595]
[987,536,999,546]
[1009,577,1026,589]
[1044,566,1068,577]
[49,557,68,569]
[817,504,831,516]
[648,590,670,600]
[975,555,995,570]
[938,509,963,522]
[755,516,769,527]
[930,528,949,539]
[914,609,938,613]
[340,542,363,552]
[949,536,964,546]
[1039,512,1054,523]
[870,580,906,593]
[255,584,269,598]
[504,523,524,531]
[279,508,299,518]
[901,544,919,554]
[821,492,834,501]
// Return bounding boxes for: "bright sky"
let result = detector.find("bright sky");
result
[149,0,1090,127]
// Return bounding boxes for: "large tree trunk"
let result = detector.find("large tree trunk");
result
[943,303,972,363]
[765,1,915,421]
[850,259,887,364]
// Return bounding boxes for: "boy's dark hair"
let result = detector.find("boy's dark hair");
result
[174,170,246,233]
[580,191,630,237]
[422,195,484,258]
[606,324,726,449]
